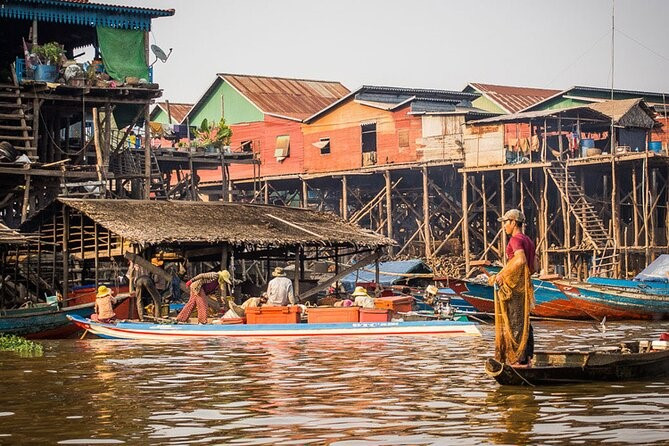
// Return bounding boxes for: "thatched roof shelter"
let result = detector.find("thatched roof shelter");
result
[0,221,28,245]
[55,198,393,248]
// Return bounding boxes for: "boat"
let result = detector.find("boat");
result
[585,254,669,296]
[0,302,97,339]
[485,339,669,386]
[553,281,669,320]
[0,293,131,339]
[67,314,481,340]
[445,273,586,319]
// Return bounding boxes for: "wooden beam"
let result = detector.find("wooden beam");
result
[462,172,470,273]
[298,250,381,301]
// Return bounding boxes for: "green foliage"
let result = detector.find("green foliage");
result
[32,42,65,66]
[0,334,44,356]
[196,118,232,148]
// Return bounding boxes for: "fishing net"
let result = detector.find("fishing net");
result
[494,265,534,364]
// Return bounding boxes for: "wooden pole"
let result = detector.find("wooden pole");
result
[21,174,31,223]
[422,166,431,258]
[462,172,470,273]
[500,170,506,264]
[165,100,173,124]
[92,107,107,196]
[643,153,650,264]
[611,157,619,275]
[302,179,308,208]
[94,223,99,289]
[62,206,70,300]
[264,180,269,204]
[384,170,393,252]
[482,173,488,260]
[632,164,639,246]
[144,103,151,199]
[341,175,348,220]
[293,248,301,297]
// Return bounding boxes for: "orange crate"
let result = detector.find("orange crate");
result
[374,296,414,313]
[246,306,301,324]
[308,307,359,324]
[359,308,391,322]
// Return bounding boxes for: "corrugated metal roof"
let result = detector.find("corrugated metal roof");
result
[469,98,653,127]
[521,85,669,112]
[154,102,193,124]
[20,0,175,15]
[340,259,430,290]
[219,74,350,121]
[468,83,560,114]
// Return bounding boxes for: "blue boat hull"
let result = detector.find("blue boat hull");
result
[0,303,95,338]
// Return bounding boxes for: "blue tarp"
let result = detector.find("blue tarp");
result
[340,259,431,292]
[635,254,669,282]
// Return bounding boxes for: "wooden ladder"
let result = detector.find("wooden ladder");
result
[546,161,616,275]
[0,70,36,160]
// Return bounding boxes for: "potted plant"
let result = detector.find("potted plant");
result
[195,118,232,153]
[31,42,65,82]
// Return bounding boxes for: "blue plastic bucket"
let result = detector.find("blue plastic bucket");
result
[34,64,58,82]
[581,138,595,148]
[648,141,662,153]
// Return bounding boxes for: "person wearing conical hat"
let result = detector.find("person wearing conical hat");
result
[176,270,232,324]
[265,266,297,306]
[93,285,115,323]
[351,286,375,309]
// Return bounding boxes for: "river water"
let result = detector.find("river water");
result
[0,321,667,445]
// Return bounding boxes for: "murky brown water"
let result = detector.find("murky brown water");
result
[0,321,667,445]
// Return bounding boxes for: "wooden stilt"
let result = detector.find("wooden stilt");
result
[482,173,488,260]
[500,170,506,264]
[94,223,99,289]
[62,205,70,300]
[462,172,470,273]
[632,165,639,246]
[384,170,393,252]
[422,166,431,258]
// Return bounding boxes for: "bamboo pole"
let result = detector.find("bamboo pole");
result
[422,166,431,258]
[632,165,639,246]
[21,174,30,223]
[500,170,506,265]
[264,180,269,204]
[384,170,393,250]
[541,168,549,274]
[643,153,650,264]
[302,179,308,208]
[482,174,488,261]
[94,223,99,289]
[462,172,470,273]
[62,206,69,300]
[341,175,348,219]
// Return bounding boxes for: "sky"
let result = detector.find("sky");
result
[125,0,669,104]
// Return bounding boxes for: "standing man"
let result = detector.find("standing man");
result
[266,266,297,306]
[490,209,537,365]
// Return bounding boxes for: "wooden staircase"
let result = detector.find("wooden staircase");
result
[130,150,168,199]
[0,81,36,161]
[546,161,616,275]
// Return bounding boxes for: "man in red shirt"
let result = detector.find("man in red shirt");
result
[491,209,537,365]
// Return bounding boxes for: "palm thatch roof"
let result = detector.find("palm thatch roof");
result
[0,221,28,245]
[57,198,393,248]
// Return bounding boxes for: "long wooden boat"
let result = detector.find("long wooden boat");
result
[0,294,130,339]
[0,302,96,339]
[67,314,481,340]
[554,281,669,320]
[446,275,585,319]
[486,340,669,386]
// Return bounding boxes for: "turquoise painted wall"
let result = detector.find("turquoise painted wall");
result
[189,79,264,128]
[151,108,170,125]
[472,95,506,114]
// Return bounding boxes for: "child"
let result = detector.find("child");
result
[93,285,116,323]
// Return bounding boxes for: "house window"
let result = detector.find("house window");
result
[398,129,409,149]
[274,135,290,162]
[241,140,253,152]
[361,122,377,153]
[312,137,330,155]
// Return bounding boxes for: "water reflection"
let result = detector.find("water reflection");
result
[0,321,667,444]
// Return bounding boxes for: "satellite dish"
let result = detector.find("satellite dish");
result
[150,44,172,66]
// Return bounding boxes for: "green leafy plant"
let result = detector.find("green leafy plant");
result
[32,42,65,66]
[195,118,232,148]
[0,334,43,356]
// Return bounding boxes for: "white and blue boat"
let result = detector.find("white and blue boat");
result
[67,314,480,340]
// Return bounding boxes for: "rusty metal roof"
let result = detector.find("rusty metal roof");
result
[219,74,350,121]
[467,83,561,114]
[154,102,193,124]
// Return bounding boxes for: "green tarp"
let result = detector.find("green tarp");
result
[96,26,148,82]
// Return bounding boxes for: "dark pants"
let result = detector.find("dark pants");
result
[135,275,162,320]
[519,325,534,364]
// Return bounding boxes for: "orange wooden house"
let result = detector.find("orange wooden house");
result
[300,85,494,175]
